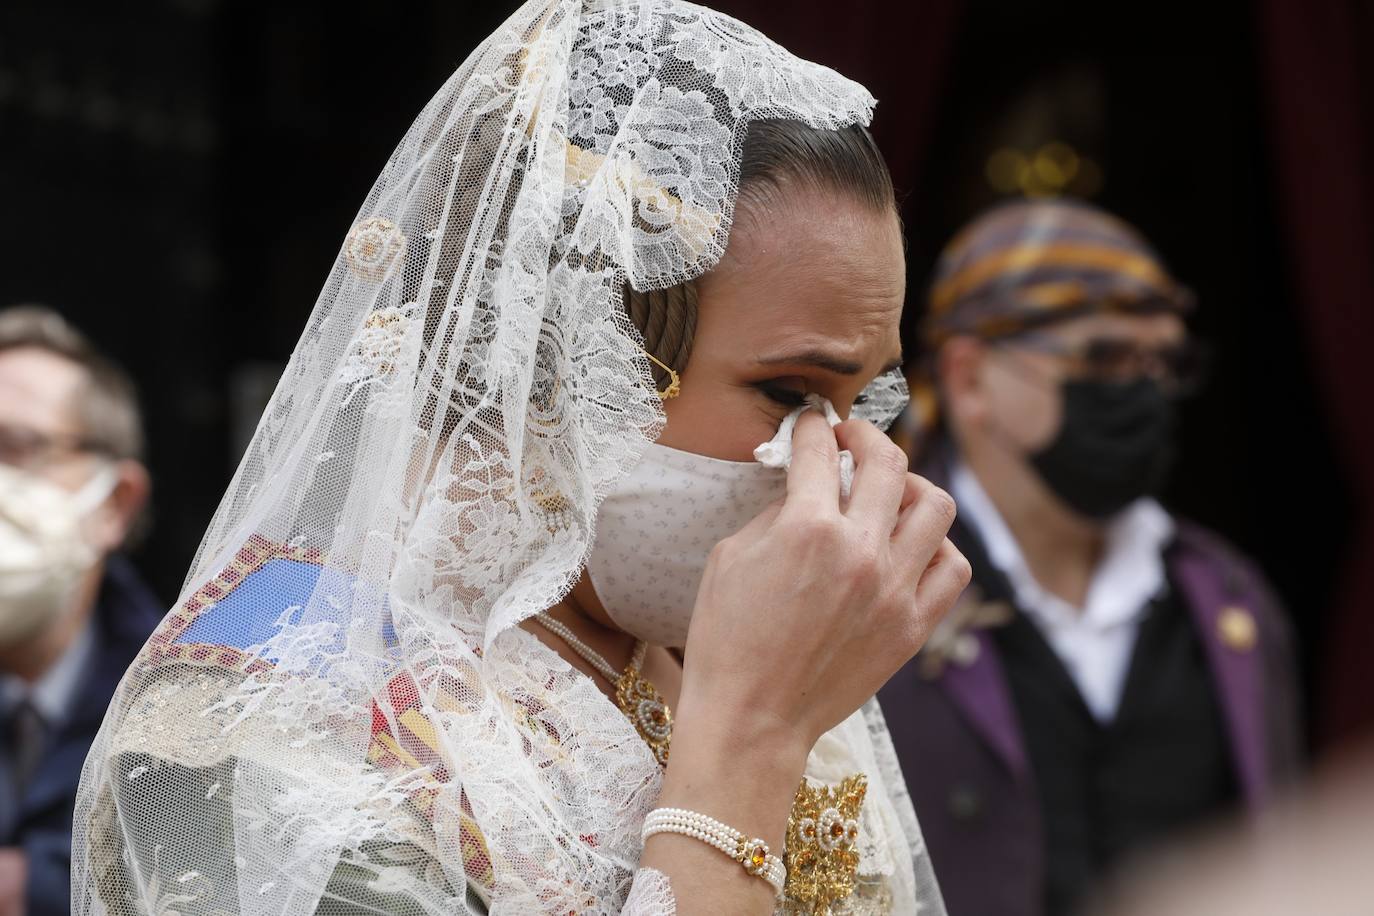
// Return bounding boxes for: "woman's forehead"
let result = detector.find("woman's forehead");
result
[698,269,904,373]
[701,190,904,347]
[725,186,902,271]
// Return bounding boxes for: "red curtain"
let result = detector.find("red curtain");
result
[1259,0,1374,746]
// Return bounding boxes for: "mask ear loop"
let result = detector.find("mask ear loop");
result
[70,463,120,516]
[642,349,681,400]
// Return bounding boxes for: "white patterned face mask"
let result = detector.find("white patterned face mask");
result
[587,441,787,648]
[0,462,115,647]
[588,395,865,648]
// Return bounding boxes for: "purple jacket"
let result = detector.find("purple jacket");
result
[878,518,1302,916]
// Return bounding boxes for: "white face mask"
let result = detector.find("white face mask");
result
[587,396,852,648]
[0,462,116,648]
[587,442,787,647]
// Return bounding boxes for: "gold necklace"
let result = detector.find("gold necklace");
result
[532,612,865,910]
[533,612,673,766]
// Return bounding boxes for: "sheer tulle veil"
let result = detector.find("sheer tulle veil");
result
[71,1,939,912]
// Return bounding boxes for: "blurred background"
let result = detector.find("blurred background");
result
[0,0,1369,756]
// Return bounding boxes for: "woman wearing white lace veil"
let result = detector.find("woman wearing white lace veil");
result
[71,1,969,913]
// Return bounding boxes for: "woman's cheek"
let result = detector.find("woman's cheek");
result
[659,390,785,460]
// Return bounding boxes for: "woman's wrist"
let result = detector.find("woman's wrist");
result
[674,677,816,766]
[657,690,812,851]
[640,694,808,913]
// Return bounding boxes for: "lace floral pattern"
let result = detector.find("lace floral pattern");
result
[624,868,677,915]
[71,2,934,915]
[850,369,910,432]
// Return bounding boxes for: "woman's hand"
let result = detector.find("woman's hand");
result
[682,409,969,756]
[641,410,968,914]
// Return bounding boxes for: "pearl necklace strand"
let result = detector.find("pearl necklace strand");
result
[534,611,646,684]
[533,611,673,766]
[532,612,785,897]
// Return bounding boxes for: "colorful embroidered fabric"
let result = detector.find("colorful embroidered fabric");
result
[922,199,1194,347]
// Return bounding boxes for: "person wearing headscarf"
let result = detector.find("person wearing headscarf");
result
[879,199,1302,916]
[70,3,967,914]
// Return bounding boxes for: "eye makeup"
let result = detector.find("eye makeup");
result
[755,379,808,407]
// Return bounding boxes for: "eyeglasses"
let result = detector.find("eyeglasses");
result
[0,423,111,472]
[999,332,1210,396]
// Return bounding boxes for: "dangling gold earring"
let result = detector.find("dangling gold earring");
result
[643,350,681,400]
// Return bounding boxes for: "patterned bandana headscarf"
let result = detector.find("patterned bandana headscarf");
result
[921,198,1194,348]
[902,198,1194,447]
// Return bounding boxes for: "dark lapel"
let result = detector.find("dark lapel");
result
[935,628,1032,783]
[925,508,1032,783]
[915,447,1033,783]
[1168,533,1268,808]
[5,558,161,839]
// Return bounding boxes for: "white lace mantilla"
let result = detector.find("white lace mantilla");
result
[71,1,935,913]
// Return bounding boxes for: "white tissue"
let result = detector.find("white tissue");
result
[753,394,856,498]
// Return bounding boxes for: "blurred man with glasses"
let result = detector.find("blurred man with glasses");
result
[879,201,1301,916]
[0,306,162,916]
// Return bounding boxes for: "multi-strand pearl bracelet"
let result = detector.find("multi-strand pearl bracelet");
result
[642,807,787,896]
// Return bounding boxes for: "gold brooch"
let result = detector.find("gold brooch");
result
[344,216,406,282]
[615,667,672,767]
[353,304,413,376]
[783,774,867,911]
[526,466,574,534]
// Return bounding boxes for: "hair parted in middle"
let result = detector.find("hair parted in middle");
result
[625,118,898,390]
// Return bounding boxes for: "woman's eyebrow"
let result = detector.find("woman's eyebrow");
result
[756,350,905,376]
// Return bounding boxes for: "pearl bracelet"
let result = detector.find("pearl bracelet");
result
[642,807,787,896]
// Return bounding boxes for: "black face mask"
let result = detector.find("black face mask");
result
[1029,377,1176,519]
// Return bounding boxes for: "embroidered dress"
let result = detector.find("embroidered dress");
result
[71,3,942,913]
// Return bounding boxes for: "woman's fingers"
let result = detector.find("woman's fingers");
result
[913,538,973,628]
[834,419,908,536]
[783,410,841,516]
[891,474,958,581]
[898,470,923,514]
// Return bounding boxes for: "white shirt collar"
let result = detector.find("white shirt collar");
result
[949,460,1176,720]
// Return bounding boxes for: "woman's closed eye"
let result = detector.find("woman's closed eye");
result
[756,379,808,408]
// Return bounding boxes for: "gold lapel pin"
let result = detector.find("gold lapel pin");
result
[917,586,1013,680]
[1217,606,1258,653]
